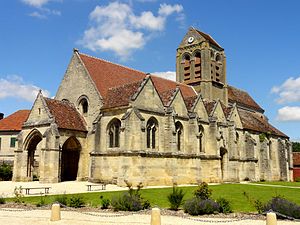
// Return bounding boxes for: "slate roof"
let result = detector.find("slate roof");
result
[0,110,30,131]
[195,29,222,49]
[228,86,264,113]
[44,98,87,132]
[238,108,287,137]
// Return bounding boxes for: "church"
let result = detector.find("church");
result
[10,27,293,185]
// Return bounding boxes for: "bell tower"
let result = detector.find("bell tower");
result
[176,27,228,105]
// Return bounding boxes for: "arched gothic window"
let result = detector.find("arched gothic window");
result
[175,121,183,151]
[78,97,89,115]
[198,125,204,152]
[108,119,121,148]
[269,140,272,160]
[146,118,158,149]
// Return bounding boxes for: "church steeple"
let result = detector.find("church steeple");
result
[176,27,228,105]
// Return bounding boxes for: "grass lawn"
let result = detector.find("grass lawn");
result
[5,183,300,212]
[255,181,300,187]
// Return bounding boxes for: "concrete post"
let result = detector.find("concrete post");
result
[266,212,277,225]
[50,203,61,221]
[151,208,161,225]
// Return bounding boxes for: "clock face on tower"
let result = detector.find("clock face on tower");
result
[188,36,194,44]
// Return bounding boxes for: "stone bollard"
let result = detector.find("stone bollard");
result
[266,212,277,225]
[50,203,61,221]
[151,208,161,225]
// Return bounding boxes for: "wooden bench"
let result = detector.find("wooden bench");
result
[86,183,106,191]
[21,187,51,195]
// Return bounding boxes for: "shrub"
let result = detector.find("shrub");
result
[0,196,6,204]
[0,163,13,181]
[111,181,150,211]
[69,196,85,208]
[54,194,68,206]
[295,177,300,182]
[36,195,47,207]
[216,197,232,213]
[243,191,265,213]
[167,186,185,210]
[13,186,24,203]
[194,182,212,200]
[100,195,110,209]
[184,198,220,215]
[264,197,300,219]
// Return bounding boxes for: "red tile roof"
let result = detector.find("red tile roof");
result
[103,80,144,109]
[228,86,264,113]
[44,98,87,132]
[238,108,287,137]
[0,110,30,131]
[79,53,145,100]
[78,52,197,109]
[184,95,198,111]
[203,100,216,116]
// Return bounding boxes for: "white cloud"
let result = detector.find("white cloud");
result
[22,0,61,18]
[22,0,49,8]
[29,11,47,19]
[158,3,183,16]
[152,71,176,81]
[271,76,300,104]
[277,106,300,121]
[79,2,184,59]
[0,75,50,102]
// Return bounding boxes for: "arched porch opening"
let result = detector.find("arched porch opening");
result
[61,137,81,181]
[24,130,42,179]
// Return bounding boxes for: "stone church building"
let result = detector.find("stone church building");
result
[12,28,293,185]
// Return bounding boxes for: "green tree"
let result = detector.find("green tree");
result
[292,142,300,152]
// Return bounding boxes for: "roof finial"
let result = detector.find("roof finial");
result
[73,48,79,53]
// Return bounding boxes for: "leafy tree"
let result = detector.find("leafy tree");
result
[292,142,300,152]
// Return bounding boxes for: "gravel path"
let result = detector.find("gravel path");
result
[0,208,299,225]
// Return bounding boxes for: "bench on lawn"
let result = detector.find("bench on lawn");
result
[21,187,51,195]
[86,183,106,191]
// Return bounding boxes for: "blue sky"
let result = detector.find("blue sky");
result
[1,0,300,140]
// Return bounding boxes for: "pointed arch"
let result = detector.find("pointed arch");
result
[146,117,158,149]
[107,118,121,148]
[61,136,81,181]
[198,125,205,153]
[23,129,43,179]
[175,121,183,151]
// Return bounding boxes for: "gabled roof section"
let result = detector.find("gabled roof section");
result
[238,108,288,138]
[44,98,87,132]
[203,100,217,116]
[220,102,232,119]
[78,53,146,100]
[194,28,222,49]
[228,86,264,113]
[184,95,198,111]
[0,110,30,131]
[102,79,144,109]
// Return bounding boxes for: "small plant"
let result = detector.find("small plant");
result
[69,196,85,208]
[13,186,24,203]
[100,195,110,209]
[54,193,68,206]
[167,185,185,210]
[0,196,6,204]
[216,197,232,213]
[0,163,13,181]
[184,198,220,215]
[111,181,150,211]
[243,191,265,213]
[295,177,300,182]
[194,182,212,200]
[36,194,47,207]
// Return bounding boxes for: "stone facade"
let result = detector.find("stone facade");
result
[12,27,293,185]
